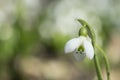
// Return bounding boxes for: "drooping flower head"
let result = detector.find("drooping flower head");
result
[64,26,94,61]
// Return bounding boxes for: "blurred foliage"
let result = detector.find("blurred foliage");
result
[0,0,119,80]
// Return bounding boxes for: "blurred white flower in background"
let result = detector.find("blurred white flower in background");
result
[54,9,87,36]
[53,0,88,36]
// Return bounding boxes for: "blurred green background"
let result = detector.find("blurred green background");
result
[0,0,120,80]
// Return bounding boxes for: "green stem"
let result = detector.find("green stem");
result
[77,19,103,80]
[95,44,110,80]
[94,54,103,80]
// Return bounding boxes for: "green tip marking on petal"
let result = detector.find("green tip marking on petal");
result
[78,45,84,52]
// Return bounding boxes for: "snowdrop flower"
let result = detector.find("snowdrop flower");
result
[64,36,94,61]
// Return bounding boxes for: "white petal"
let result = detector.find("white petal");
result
[73,51,85,61]
[64,37,82,53]
[83,39,94,59]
